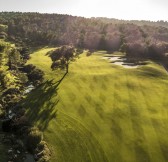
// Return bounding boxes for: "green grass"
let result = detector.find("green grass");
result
[24,48,168,162]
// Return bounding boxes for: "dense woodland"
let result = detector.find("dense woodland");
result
[0,12,168,57]
[0,12,168,162]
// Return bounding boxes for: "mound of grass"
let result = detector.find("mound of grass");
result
[138,63,168,79]
[24,49,168,162]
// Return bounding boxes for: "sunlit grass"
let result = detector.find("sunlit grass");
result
[24,48,168,162]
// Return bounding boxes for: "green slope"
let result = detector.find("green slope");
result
[24,48,168,162]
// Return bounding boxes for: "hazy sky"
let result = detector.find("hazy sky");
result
[0,0,168,21]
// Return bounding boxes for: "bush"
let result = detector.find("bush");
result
[22,64,44,85]
[76,48,83,55]
[0,107,5,118]
[0,32,7,39]
[36,141,51,162]
[0,42,6,52]
[26,127,43,152]
[23,64,36,73]
[86,50,94,57]
[3,88,21,96]
[2,119,12,132]
[28,68,44,83]
[17,72,28,84]
[0,24,8,32]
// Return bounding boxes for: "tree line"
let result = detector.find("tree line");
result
[0,12,168,60]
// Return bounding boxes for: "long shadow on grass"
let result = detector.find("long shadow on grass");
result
[25,72,68,131]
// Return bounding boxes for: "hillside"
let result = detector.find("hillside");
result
[0,12,168,60]
[22,48,168,162]
[93,17,168,28]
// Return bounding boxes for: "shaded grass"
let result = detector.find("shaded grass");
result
[0,133,8,162]
[0,145,8,162]
[24,49,168,162]
[23,79,58,131]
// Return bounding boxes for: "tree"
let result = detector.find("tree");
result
[19,46,30,60]
[49,49,62,62]
[98,34,107,50]
[28,68,44,85]
[0,41,6,52]
[62,46,75,73]
[77,30,85,48]
[8,48,21,70]
[49,45,75,73]
[23,64,36,73]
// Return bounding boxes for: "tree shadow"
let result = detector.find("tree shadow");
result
[24,72,67,131]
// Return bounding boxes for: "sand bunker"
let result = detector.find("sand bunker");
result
[102,56,141,68]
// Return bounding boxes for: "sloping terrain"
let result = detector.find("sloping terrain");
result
[24,48,168,162]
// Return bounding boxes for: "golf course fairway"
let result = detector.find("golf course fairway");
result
[24,48,168,162]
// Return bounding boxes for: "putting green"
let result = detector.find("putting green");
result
[25,48,168,162]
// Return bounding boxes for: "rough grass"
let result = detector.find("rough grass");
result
[24,48,168,162]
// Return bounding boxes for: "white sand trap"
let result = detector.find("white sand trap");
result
[102,56,140,68]
[114,62,139,68]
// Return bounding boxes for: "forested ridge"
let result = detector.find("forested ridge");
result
[0,12,168,58]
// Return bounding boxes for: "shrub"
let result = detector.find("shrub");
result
[0,108,5,118]
[2,119,12,132]
[26,127,43,152]
[76,48,83,55]
[23,64,36,73]
[0,24,8,32]
[17,72,28,84]
[36,141,51,162]
[0,42,6,52]
[86,50,94,57]
[3,88,21,96]
[22,64,44,85]
[29,69,43,80]
[28,68,44,84]
[0,32,7,39]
